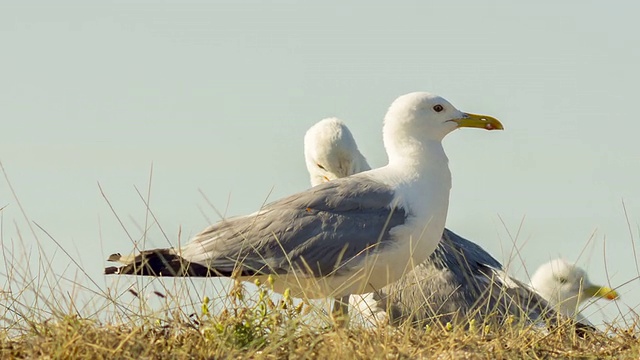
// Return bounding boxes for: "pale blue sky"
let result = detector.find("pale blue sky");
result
[2,1,639,324]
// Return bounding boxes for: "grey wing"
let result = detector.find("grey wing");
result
[180,175,406,277]
[440,229,502,270]
[441,230,557,325]
[376,229,500,325]
[351,230,591,331]
[375,229,554,327]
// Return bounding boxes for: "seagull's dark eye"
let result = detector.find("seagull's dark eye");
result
[433,104,444,112]
[557,277,568,284]
[317,163,327,171]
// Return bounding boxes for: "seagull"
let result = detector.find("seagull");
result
[105,92,503,324]
[303,117,370,187]
[529,258,619,322]
[303,117,577,329]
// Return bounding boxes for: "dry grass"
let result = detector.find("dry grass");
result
[1,272,639,360]
[2,313,638,359]
[1,167,639,359]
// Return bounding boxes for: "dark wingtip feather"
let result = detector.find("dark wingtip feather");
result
[103,249,228,277]
[107,253,122,262]
[103,248,276,278]
[574,320,599,337]
[104,266,119,275]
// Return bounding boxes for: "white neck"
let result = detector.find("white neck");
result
[385,136,451,181]
[381,135,453,230]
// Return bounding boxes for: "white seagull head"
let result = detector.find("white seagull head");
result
[530,258,619,317]
[382,92,503,164]
[304,117,371,187]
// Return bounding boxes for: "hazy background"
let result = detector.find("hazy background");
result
[1,1,639,325]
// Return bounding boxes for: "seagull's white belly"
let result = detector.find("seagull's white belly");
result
[350,170,452,292]
[358,214,446,291]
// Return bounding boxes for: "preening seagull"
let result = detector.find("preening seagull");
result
[303,117,584,329]
[303,117,371,187]
[530,258,619,322]
[105,92,503,317]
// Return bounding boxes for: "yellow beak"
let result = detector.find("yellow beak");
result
[584,285,619,300]
[453,112,504,131]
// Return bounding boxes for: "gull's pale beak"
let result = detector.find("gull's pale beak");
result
[584,285,619,300]
[453,113,504,131]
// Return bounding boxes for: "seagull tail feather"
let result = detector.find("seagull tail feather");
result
[103,249,217,277]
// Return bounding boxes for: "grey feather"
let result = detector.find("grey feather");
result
[364,229,556,327]
[174,175,407,278]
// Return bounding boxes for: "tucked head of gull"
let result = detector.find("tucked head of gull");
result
[105,92,502,306]
[304,117,371,186]
[530,258,619,318]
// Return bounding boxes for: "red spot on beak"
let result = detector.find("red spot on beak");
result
[606,292,618,300]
